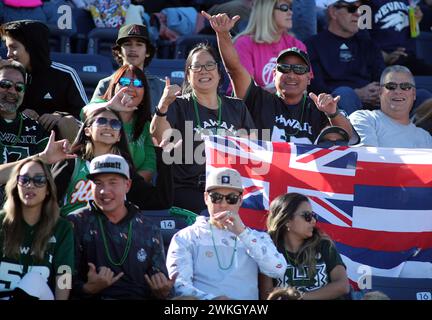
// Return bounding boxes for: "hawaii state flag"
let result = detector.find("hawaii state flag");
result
[204,135,432,285]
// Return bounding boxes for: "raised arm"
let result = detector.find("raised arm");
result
[201,11,252,99]
[149,77,181,144]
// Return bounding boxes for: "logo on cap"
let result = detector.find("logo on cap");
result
[93,161,122,170]
[221,176,230,184]
[128,25,141,36]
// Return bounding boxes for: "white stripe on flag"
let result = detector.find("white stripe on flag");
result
[357,147,432,164]
[352,207,432,232]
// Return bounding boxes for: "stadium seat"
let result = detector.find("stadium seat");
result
[48,25,75,53]
[174,34,218,59]
[71,8,96,53]
[147,58,186,85]
[416,32,432,65]
[369,276,432,300]
[87,28,119,67]
[50,52,114,100]
[143,210,191,253]
[414,76,432,92]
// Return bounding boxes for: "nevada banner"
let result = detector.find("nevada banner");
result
[204,135,432,285]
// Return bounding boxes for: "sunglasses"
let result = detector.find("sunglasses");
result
[209,192,241,205]
[299,211,318,223]
[17,175,47,188]
[118,77,143,88]
[0,79,26,93]
[274,3,292,12]
[317,140,349,148]
[334,4,360,14]
[277,64,309,75]
[382,82,415,91]
[189,61,217,73]
[92,117,122,131]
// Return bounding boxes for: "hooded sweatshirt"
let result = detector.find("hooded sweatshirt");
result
[2,20,88,118]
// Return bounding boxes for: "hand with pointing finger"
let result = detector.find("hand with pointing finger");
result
[157,77,181,114]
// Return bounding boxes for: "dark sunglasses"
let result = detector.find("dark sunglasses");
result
[334,4,360,14]
[92,117,122,131]
[17,175,47,188]
[383,82,415,91]
[0,79,26,93]
[277,64,309,75]
[317,140,349,148]
[189,61,217,73]
[274,3,292,12]
[299,211,318,223]
[118,77,143,88]
[209,192,241,205]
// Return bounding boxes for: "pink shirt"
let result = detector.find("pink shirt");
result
[4,0,42,7]
[234,33,309,92]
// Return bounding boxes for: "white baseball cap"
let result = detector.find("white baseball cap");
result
[87,154,130,180]
[205,167,243,192]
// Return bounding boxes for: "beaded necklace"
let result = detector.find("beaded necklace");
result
[209,222,237,270]
[97,214,133,266]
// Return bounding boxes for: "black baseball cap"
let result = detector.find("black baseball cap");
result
[276,47,311,68]
[315,126,350,145]
[116,24,155,66]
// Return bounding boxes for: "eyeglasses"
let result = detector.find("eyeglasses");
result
[17,175,47,188]
[276,64,309,75]
[118,77,143,88]
[209,192,241,205]
[274,3,292,12]
[189,62,217,73]
[0,79,26,93]
[382,82,415,91]
[299,211,318,222]
[92,117,122,131]
[334,4,360,14]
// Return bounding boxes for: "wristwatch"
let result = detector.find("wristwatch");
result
[155,106,167,117]
[326,107,340,119]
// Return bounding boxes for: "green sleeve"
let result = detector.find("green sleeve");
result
[36,136,49,153]
[322,240,345,275]
[53,218,75,275]
[140,122,156,172]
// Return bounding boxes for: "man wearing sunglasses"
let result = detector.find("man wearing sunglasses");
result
[0,61,49,183]
[349,65,432,147]
[166,167,287,300]
[203,11,358,145]
[305,0,386,115]
[0,20,88,143]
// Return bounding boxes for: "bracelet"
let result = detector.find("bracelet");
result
[155,106,167,117]
[326,107,340,119]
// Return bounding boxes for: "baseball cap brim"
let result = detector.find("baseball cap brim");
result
[87,171,129,181]
[276,48,311,68]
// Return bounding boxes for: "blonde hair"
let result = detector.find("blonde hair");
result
[235,0,289,43]
[2,158,60,261]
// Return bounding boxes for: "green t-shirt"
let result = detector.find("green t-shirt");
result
[274,239,345,292]
[123,120,156,173]
[0,212,74,294]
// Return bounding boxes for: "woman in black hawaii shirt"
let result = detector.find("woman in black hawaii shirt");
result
[150,43,255,214]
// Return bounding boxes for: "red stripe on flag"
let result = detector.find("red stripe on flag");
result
[239,208,268,231]
[296,148,334,163]
[319,222,432,251]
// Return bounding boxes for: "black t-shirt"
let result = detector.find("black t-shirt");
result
[166,94,256,188]
[244,81,328,143]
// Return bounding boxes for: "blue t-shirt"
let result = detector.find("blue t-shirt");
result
[369,0,416,55]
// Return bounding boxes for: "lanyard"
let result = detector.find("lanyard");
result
[192,94,222,131]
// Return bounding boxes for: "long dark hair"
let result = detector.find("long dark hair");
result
[71,107,135,169]
[102,64,151,141]
[266,192,332,278]
[2,158,59,261]
[182,43,224,95]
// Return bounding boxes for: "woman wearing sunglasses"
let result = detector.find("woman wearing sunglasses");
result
[52,107,172,216]
[260,192,350,300]
[230,0,309,93]
[83,64,156,183]
[150,43,255,214]
[0,158,74,300]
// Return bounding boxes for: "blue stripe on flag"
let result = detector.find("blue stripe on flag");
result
[354,185,432,210]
